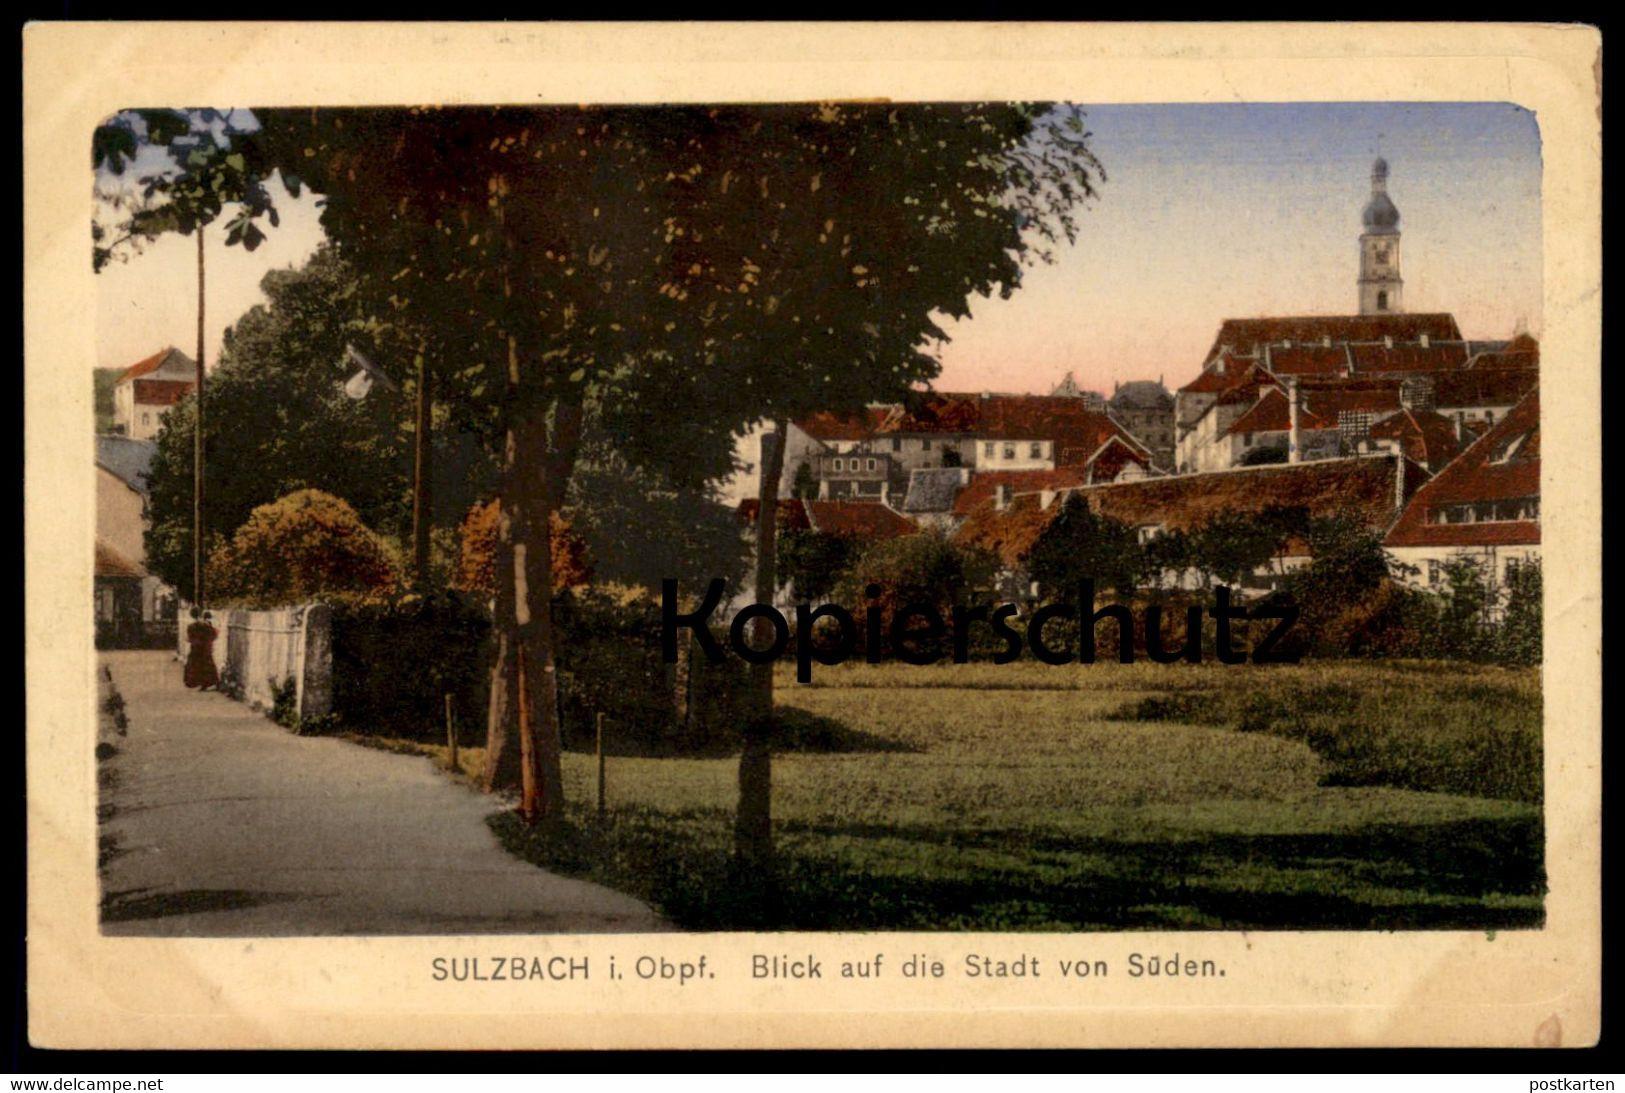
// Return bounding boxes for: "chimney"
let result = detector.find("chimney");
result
[1419,333,1430,348]
[1287,379,1302,464]
[1394,453,1407,512]
[995,483,1012,511]
[1454,413,1466,445]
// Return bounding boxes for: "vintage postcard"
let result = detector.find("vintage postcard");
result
[24,22,1601,1049]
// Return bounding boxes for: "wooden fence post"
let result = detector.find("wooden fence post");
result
[445,693,458,774]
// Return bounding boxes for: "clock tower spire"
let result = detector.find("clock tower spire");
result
[1358,157,1403,315]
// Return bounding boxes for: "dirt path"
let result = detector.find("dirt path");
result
[98,651,667,936]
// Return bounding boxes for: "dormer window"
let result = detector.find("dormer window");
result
[1489,430,1531,464]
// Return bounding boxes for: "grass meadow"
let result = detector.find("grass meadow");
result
[490,659,1544,931]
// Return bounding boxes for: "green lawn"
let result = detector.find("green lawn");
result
[493,659,1543,931]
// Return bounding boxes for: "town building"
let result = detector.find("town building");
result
[1384,390,1540,598]
[112,346,196,440]
[1358,157,1404,315]
[955,453,1426,597]
[1171,160,1536,476]
[1107,379,1176,471]
[1049,371,1107,411]
[94,435,177,646]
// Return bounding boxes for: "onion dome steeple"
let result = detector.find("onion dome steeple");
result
[1362,156,1401,234]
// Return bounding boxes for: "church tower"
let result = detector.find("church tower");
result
[1358,157,1403,315]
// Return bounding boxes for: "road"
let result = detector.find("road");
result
[98,650,667,936]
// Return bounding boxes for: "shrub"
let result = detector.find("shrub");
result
[328,589,494,741]
[208,489,400,608]
[553,588,748,756]
[1317,579,1438,659]
[779,528,861,603]
[833,529,996,640]
[1498,560,1542,666]
[454,499,591,598]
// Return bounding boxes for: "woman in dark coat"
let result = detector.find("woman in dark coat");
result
[183,608,220,691]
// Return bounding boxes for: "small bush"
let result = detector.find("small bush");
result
[329,589,493,741]
[454,499,591,598]
[209,489,401,608]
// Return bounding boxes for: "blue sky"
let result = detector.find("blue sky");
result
[96,102,1543,396]
[932,101,1543,394]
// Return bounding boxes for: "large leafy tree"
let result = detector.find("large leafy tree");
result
[95,104,1103,846]
[142,245,495,592]
[628,103,1104,869]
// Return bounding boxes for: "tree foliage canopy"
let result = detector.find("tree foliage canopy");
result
[141,245,497,591]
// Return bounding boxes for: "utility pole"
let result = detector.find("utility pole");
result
[193,225,205,609]
[411,352,431,586]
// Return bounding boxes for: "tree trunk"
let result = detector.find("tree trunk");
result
[511,400,580,822]
[480,483,520,793]
[736,419,788,872]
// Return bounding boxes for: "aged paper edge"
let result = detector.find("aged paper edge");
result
[23,21,1602,1051]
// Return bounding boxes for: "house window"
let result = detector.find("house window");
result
[984,442,995,458]
[1029,442,1042,459]
[865,458,876,472]
[832,458,843,472]
[1427,559,1441,587]
[922,439,932,451]
[1505,557,1523,583]
[1376,290,1389,311]
[1003,444,1015,460]
[1485,411,1495,425]
[142,412,151,426]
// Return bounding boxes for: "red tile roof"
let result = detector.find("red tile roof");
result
[1348,343,1470,372]
[1384,391,1540,549]
[1266,344,1352,376]
[1178,353,1258,395]
[95,540,145,579]
[1212,367,1282,409]
[1224,380,1402,436]
[132,378,195,408]
[952,467,1093,516]
[875,393,1147,463]
[805,500,919,541]
[116,346,186,383]
[1367,408,1464,472]
[1201,313,1462,362]
[1467,349,1540,370]
[795,408,893,442]
[1431,368,1538,409]
[957,455,1417,566]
